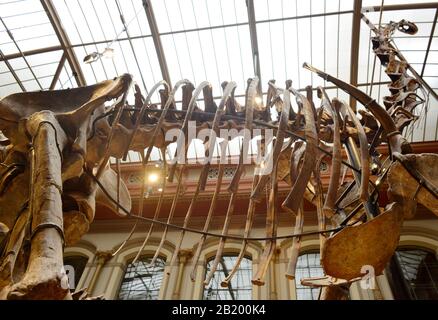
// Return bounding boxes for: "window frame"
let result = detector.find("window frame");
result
[202,254,253,301]
[392,246,438,300]
[117,255,167,300]
[294,250,325,300]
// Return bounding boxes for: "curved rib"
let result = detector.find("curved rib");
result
[303,63,409,155]
[203,79,259,286]
[319,88,341,218]
[314,156,327,250]
[281,88,317,215]
[122,80,170,160]
[131,148,167,264]
[112,80,192,257]
[95,79,132,179]
[150,81,212,265]
[250,81,283,201]
[227,77,258,193]
[218,77,259,287]
[285,205,304,279]
[198,81,238,191]
[189,141,228,281]
[220,174,259,287]
[167,81,212,182]
[252,87,291,286]
[345,102,370,203]
[168,82,237,270]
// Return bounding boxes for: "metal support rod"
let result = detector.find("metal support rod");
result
[0,16,43,90]
[40,0,86,87]
[143,0,172,86]
[350,0,363,112]
[218,259,236,300]
[246,0,262,95]
[0,49,26,91]
[49,53,66,90]
[114,0,148,93]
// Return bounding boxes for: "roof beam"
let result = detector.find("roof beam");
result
[421,8,438,77]
[143,0,171,86]
[0,45,62,62]
[0,49,26,92]
[362,2,438,12]
[49,52,66,90]
[246,0,262,94]
[40,0,86,87]
[349,0,362,112]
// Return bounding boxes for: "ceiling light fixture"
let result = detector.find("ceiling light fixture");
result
[148,173,159,183]
[102,47,115,59]
[83,52,101,64]
[83,6,143,64]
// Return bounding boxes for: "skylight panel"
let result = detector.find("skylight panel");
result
[0,0,58,56]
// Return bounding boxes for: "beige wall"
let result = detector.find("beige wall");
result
[64,218,438,300]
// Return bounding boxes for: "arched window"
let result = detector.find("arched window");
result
[203,255,252,300]
[64,255,88,291]
[118,256,166,300]
[295,252,324,300]
[390,248,438,300]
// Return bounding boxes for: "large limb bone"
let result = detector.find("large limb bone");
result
[8,111,69,300]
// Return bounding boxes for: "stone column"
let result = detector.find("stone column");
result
[88,251,113,295]
[269,248,281,300]
[172,249,193,299]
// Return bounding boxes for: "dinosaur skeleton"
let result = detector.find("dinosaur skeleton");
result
[0,18,437,300]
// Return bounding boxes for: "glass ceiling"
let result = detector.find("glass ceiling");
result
[0,0,437,163]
